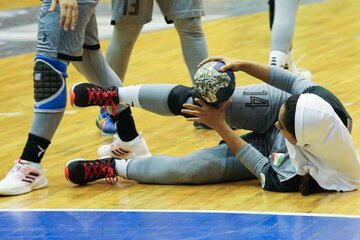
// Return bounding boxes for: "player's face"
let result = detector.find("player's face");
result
[275,104,297,145]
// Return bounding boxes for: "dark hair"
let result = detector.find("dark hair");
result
[282,94,301,139]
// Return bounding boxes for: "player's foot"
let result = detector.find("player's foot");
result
[97,132,152,159]
[65,157,118,185]
[269,50,312,80]
[269,50,287,68]
[70,82,119,114]
[96,107,116,136]
[0,160,48,195]
[286,49,312,80]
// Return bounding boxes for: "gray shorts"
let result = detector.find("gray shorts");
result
[36,1,99,61]
[111,0,204,25]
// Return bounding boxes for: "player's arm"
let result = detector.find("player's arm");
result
[199,56,317,94]
[182,98,271,185]
[48,0,78,31]
[198,56,270,84]
[181,98,248,154]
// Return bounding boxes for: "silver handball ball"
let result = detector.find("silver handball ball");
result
[194,61,236,105]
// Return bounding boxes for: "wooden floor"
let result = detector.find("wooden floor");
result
[0,0,360,215]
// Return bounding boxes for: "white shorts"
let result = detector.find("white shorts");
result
[111,0,204,25]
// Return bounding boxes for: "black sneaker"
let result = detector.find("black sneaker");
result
[70,82,119,115]
[65,158,118,185]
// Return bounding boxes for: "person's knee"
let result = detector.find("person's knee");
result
[174,17,204,38]
[33,56,68,113]
[113,22,143,38]
[167,85,195,116]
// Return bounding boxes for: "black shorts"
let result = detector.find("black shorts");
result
[262,163,301,192]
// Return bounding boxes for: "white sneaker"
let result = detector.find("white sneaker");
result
[269,50,312,80]
[269,51,287,67]
[0,160,48,195]
[98,132,152,159]
[286,49,312,80]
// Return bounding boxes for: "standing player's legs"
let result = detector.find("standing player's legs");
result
[0,2,97,195]
[166,0,208,83]
[174,17,208,83]
[106,0,154,81]
[92,0,153,135]
[268,0,311,79]
[105,24,143,82]
[269,0,299,67]
[71,13,151,158]
[158,0,209,128]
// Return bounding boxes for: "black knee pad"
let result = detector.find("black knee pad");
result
[34,61,64,102]
[168,85,196,117]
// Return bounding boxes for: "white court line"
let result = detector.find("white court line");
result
[343,103,353,106]
[1,209,360,219]
[64,111,77,114]
[0,112,24,116]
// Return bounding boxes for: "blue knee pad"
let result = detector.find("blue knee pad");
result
[33,56,68,112]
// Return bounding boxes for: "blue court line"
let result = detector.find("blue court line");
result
[0,209,359,240]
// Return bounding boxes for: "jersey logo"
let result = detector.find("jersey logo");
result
[37,145,45,157]
[39,31,50,43]
[34,73,41,81]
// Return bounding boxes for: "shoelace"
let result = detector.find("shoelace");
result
[9,160,28,178]
[87,87,107,105]
[9,159,24,175]
[87,88,118,116]
[83,160,118,185]
[103,90,118,116]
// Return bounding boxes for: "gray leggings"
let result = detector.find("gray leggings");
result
[127,143,255,184]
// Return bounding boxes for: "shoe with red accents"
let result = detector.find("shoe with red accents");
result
[70,82,119,115]
[97,132,152,159]
[65,158,118,185]
[0,160,48,195]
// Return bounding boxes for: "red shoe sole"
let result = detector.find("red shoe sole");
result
[70,88,75,107]
[64,165,69,181]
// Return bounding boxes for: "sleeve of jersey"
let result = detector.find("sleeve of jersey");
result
[268,66,318,94]
[235,144,269,179]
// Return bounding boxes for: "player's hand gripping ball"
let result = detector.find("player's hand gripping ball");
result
[194,61,236,105]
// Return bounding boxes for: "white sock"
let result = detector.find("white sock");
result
[117,85,142,108]
[114,159,132,178]
[269,51,287,68]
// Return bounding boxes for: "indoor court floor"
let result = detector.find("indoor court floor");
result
[0,0,360,239]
